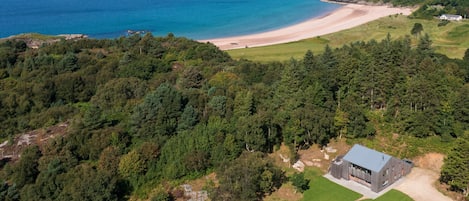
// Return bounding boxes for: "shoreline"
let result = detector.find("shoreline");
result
[199,4,414,50]
[2,33,88,49]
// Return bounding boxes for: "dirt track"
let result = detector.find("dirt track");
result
[395,167,453,201]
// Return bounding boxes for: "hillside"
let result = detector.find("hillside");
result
[0,33,468,200]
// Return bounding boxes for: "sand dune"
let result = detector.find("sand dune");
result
[199,4,414,50]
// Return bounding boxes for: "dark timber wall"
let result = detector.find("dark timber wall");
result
[330,157,412,193]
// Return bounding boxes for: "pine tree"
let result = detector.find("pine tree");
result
[303,50,315,72]
[440,133,469,196]
[411,23,424,36]
[131,83,183,140]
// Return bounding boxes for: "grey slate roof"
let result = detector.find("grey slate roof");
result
[343,144,391,172]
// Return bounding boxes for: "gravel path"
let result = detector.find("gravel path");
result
[394,167,453,201]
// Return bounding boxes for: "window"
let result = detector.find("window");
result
[350,163,371,184]
[382,180,389,186]
[383,168,389,177]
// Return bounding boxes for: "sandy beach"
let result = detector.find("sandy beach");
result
[200,4,414,50]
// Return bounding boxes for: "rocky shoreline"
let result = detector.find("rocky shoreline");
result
[2,33,88,49]
[56,34,88,40]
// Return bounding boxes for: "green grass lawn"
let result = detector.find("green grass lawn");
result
[227,37,329,62]
[361,189,414,201]
[227,15,469,62]
[301,168,362,201]
[300,168,414,201]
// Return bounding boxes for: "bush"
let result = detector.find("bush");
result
[438,20,450,27]
[290,172,310,193]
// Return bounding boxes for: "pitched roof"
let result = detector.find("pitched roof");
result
[343,144,391,172]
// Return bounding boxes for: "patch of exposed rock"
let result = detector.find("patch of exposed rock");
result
[3,33,88,49]
[0,122,69,161]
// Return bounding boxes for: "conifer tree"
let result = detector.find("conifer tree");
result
[440,133,469,196]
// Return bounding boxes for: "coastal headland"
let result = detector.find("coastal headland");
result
[200,4,414,50]
[2,33,88,49]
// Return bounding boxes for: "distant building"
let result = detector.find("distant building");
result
[439,14,463,21]
[330,144,412,193]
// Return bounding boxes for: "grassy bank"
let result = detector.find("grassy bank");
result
[227,15,469,62]
[345,110,452,159]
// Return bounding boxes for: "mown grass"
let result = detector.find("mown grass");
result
[266,165,414,201]
[228,37,329,62]
[374,189,414,201]
[301,168,362,201]
[301,168,414,201]
[362,189,414,201]
[227,15,469,62]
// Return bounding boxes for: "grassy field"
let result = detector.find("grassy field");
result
[227,15,469,62]
[301,168,362,201]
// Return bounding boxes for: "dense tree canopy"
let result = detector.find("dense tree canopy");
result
[0,32,468,199]
[440,132,469,197]
[210,152,284,201]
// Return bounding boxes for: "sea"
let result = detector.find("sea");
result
[0,0,341,39]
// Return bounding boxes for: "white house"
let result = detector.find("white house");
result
[440,14,463,21]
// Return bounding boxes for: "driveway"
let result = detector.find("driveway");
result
[394,167,453,201]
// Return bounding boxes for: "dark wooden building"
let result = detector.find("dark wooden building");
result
[330,144,412,192]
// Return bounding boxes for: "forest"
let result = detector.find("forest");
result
[0,32,468,200]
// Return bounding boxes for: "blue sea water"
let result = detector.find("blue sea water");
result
[0,0,341,39]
